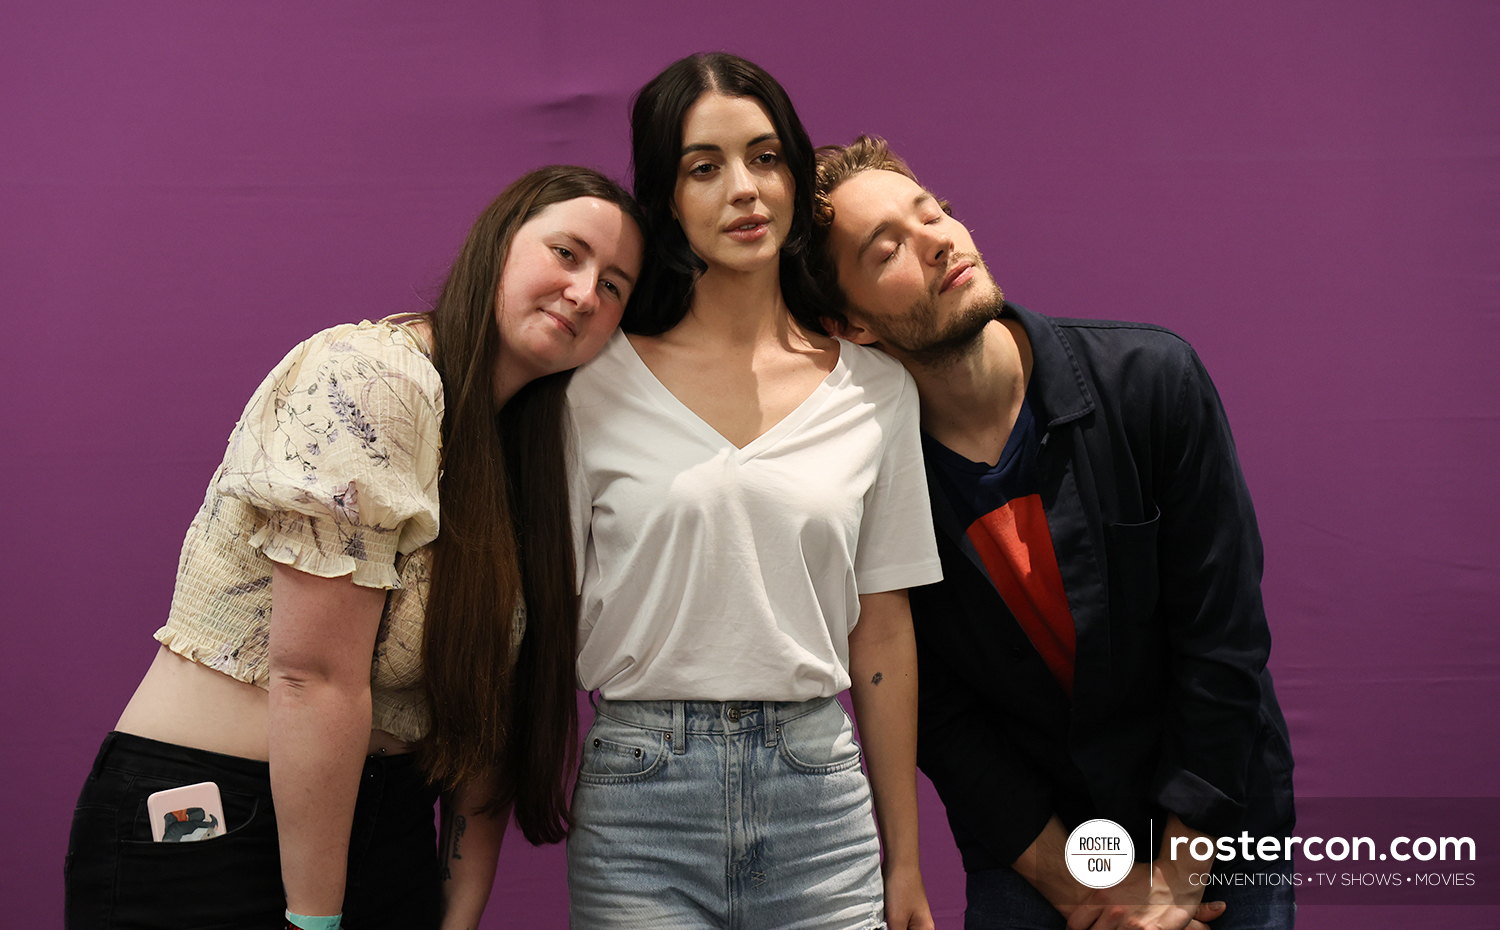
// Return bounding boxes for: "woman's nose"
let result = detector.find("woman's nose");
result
[725,160,757,203]
[566,270,600,312]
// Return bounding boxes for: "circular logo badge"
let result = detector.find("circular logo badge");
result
[1065,819,1134,889]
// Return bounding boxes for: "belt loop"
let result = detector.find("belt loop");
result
[763,701,778,748]
[89,731,120,780]
[672,701,687,755]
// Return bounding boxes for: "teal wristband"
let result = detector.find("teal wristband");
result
[285,911,342,930]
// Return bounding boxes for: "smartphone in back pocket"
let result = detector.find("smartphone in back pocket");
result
[146,782,227,842]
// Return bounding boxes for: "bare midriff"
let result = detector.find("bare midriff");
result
[116,645,414,760]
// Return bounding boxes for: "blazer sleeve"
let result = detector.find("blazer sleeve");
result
[1149,342,1272,837]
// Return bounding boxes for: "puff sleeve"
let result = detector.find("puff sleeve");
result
[216,322,444,589]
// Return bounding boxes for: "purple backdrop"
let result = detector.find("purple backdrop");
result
[3,1,1496,926]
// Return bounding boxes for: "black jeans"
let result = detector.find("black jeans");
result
[65,732,442,930]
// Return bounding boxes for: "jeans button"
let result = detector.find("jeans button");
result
[727,708,741,722]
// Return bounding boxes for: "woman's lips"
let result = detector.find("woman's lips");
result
[542,309,576,336]
[725,215,771,242]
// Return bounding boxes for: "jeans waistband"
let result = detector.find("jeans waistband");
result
[593,696,831,732]
[92,731,424,794]
[592,697,836,755]
[92,731,272,787]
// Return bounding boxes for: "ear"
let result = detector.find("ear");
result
[822,314,880,346]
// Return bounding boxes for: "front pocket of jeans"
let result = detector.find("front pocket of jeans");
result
[576,730,668,785]
[776,705,864,775]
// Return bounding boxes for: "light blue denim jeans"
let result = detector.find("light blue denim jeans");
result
[567,697,886,930]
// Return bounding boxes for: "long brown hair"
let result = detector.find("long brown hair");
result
[420,165,643,844]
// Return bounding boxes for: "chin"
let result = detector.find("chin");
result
[905,296,1005,365]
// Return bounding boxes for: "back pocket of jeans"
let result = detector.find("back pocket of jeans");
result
[113,796,284,928]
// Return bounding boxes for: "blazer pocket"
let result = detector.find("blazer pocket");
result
[1106,507,1161,624]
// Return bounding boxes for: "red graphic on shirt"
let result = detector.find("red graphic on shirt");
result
[966,494,1077,696]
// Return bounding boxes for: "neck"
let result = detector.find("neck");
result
[678,260,786,345]
[896,318,1032,461]
[492,365,525,408]
[492,341,539,408]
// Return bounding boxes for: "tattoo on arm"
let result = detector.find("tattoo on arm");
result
[451,814,467,861]
[438,810,467,882]
[871,671,883,685]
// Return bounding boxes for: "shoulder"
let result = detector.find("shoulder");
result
[271,318,442,406]
[1034,314,1204,403]
[568,330,636,405]
[836,338,918,401]
[1049,316,1197,367]
[296,318,437,376]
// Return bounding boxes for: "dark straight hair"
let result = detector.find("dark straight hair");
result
[421,165,643,845]
[626,52,826,335]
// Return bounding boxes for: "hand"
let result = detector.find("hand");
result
[1061,861,1224,930]
[883,861,936,930]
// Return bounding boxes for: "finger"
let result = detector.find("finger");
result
[1194,899,1227,921]
[1065,905,1102,930]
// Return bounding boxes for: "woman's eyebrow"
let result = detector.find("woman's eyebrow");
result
[681,133,779,157]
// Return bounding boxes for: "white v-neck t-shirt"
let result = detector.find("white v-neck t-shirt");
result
[567,330,942,701]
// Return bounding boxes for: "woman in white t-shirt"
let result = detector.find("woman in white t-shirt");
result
[565,53,942,930]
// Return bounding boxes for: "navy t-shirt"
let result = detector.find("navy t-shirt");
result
[924,395,1078,696]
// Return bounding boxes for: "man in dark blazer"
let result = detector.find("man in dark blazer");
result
[812,137,1295,930]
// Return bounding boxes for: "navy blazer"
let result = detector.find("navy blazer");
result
[911,303,1295,872]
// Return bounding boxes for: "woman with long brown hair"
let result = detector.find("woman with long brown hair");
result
[64,165,644,930]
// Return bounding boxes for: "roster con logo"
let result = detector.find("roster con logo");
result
[1066,819,1135,889]
[1165,831,1476,865]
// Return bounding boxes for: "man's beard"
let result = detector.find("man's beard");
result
[877,261,1006,368]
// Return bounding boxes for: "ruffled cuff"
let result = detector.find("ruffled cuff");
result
[248,510,403,589]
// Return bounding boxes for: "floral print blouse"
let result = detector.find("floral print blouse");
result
[155,319,484,742]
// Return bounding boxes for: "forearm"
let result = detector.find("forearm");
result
[848,627,922,872]
[268,676,373,916]
[849,592,931,929]
[1012,814,1093,911]
[267,563,388,919]
[1154,814,1211,907]
[438,783,509,930]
